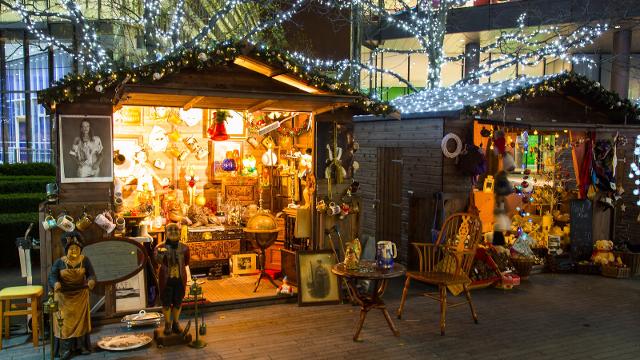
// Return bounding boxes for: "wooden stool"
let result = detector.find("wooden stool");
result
[0,285,43,350]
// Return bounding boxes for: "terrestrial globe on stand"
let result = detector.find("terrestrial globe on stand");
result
[244,210,280,292]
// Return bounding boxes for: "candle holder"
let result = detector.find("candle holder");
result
[188,280,207,348]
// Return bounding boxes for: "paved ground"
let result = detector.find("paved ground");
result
[1,272,639,360]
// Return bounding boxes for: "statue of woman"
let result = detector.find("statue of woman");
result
[48,232,96,359]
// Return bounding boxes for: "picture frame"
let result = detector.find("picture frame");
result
[229,253,258,276]
[59,115,113,183]
[261,135,276,149]
[296,250,340,306]
[115,270,147,312]
[222,177,258,205]
[211,140,243,177]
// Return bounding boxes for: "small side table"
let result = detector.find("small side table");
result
[332,261,406,341]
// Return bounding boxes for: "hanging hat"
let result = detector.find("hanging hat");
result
[61,231,85,253]
[494,171,512,196]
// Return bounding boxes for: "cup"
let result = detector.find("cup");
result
[114,197,124,213]
[113,150,126,165]
[45,183,58,202]
[328,202,341,216]
[95,212,116,234]
[56,214,75,232]
[42,215,57,231]
[75,213,93,231]
[195,147,208,160]
[153,159,166,170]
[115,217,126,232]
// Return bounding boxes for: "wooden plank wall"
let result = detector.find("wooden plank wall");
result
[354,117,446,263]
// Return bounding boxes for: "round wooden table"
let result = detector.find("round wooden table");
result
[332,261,406,341]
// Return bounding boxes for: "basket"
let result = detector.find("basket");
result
[602,265,630,279]
[613,252,640,277]
[510,258,535,279]
[545,254,575,273]
[576,263,601,275]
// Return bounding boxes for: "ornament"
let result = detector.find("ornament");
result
[621,204,626,212]
[208,110,229,141]
[95,84,103,93]
[198,52,207,61]
[480,127,491,138]
[152,72,162,81]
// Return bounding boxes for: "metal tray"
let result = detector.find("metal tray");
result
[121,310,163,328]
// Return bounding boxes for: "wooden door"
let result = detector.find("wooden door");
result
[376,148,403,244]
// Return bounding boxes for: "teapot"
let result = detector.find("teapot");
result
[376,241,397,269]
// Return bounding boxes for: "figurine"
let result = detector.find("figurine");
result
[48,232,96,359]
[276,276,294,296]
[344,245,359,270]
[167,193,193,225]
[155,223,191,335]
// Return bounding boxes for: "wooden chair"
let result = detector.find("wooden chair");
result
[396,213,482,335]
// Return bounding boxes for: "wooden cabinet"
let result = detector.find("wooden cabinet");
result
[265,241,284,271]
[280,248,298,286]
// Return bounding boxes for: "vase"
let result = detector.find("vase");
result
[222,158,237,172]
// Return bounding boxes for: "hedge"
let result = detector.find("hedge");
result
[0,163,55,176]
[0,193,45,214]
[0,177,55,194]
[0,212,38,268]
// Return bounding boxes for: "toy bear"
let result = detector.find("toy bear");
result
[591,240,615,265]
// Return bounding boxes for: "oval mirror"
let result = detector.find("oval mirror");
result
[82,238,146,284]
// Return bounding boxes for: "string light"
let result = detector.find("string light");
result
[630,135,640,206]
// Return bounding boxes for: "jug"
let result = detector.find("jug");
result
[376,241,397,269]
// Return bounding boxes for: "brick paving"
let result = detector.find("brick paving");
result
[1,273,639,360]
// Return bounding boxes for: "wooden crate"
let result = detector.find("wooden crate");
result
[614,252,640,277]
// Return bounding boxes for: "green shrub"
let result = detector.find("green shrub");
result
[0,193,45,214]
[0,212,38,268]
[0,177,55,194]
[0,163,55,176]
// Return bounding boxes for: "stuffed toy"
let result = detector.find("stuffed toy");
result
[591,240,615,265]
[276,276,294,296]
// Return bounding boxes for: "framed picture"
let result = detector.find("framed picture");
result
[115,270,147,312]
[59,115,113,183]
[297,250,340,306]
[113,106,142,126]
[229,253,258,276]
[262,135,276,149]
[212,140,243,177]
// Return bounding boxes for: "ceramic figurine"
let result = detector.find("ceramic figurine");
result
[276,276,294,296]
[155,224,191,336]
[48,232,96,359]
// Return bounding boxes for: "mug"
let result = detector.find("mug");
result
[57,214,75,232]
[376,241,397,269]
[153,159,166,170]
[42,215,57,231]
[95,212,116,234]
[328,202,341,216]
[114,197,124,213]
[115,217,126,232]
[195,147,208,160]
[46,183,58,202]
[316,200,327,212]
[75,213,93,231]
[178,150,190,161]
[113,150,126,165]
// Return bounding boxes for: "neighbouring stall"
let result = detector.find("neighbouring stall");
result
[353,72,640,288]
[37,42,388,319]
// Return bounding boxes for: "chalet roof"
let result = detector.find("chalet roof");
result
[390,72,639,121]
[38,41,390,115]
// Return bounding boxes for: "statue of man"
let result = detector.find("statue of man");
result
[155,223,190,335]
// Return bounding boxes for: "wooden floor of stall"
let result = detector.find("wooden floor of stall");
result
[195,274,295,303]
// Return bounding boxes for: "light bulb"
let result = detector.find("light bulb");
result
[634,189,639,196]
[629,173,634,179]
[636,180,640,185]
[533,129,538,135]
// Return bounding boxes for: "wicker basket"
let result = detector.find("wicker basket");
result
[613,252,640,277]
[602,265,630,279]
[510,258,535,279]
[576,263,601,275]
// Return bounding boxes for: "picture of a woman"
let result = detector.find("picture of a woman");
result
[70,119,103,177]
[59,115,113,183]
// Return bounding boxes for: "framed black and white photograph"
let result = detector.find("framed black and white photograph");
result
[297,250,340,306]
[59,115,113,183]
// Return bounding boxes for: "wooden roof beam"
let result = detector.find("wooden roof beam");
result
[182,96,204,110]
[248,99,276,113]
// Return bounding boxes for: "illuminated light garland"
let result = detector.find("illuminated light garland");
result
[37,41,393,115]
[390,72,639,119]
[629,135,640,206]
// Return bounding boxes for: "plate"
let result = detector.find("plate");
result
[97,333,153,351]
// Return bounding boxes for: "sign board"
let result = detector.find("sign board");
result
[570,199,593,261]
